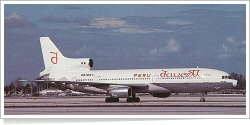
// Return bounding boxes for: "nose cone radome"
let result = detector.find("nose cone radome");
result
[232,80,238,87]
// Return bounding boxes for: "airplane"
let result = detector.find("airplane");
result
[22,37,238,102]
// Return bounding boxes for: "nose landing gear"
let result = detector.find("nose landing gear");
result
[200,92,207,102]
[200,97,206,102]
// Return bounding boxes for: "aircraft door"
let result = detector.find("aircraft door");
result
[72,77,76,81]
[203,74,210,83]
[152,74,157,83]
[94,76,100,83]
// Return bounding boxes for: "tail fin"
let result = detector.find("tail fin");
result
[40,37,65,69]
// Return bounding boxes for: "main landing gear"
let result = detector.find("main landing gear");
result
[126,97,140,102]
[105,93,141,103]
[126,93,140,102]
[105,97,119,102]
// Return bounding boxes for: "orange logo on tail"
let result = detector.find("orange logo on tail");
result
[50,52,58,64]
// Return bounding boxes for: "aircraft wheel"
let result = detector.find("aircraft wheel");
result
[200,98,205,102]
[105,97,119,103]
[126,97,133,102]
[105,97,110,102]
[114,98,119,102]
[200,92,206,102]
[127,97,140,102]
[135,97,140,102]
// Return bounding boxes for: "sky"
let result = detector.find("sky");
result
[2,1,248,85]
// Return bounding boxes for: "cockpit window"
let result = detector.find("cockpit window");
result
[222,76,233,79]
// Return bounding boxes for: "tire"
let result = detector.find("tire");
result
[105,97,110,102]
[115,98,119,102]
[126,97,132,102]
[200,98,205,102]
[135,97,140,102]
[106,97,119,102]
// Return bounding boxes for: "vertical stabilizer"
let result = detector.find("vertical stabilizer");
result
[40,37,65,69]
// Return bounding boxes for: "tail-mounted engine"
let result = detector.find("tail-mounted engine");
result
[64,58,94,70]
[82,58,93,68]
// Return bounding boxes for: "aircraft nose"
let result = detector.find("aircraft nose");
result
[233,80,238,87]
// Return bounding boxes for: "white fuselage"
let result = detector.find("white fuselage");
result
[46,68,237,94]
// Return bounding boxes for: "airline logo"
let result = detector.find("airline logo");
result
[160,70,200,77]
[50,52,58,64]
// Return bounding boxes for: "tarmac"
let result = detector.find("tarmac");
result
[3,94,247,117]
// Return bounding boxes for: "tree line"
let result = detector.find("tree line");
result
[230,72,246,90]
[4,77,66,96]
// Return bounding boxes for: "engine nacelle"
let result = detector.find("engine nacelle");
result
[72,58,93,68]
[151,93,171,98]
[108,87,132,98]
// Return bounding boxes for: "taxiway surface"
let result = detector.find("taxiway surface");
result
[4,94,246,116]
